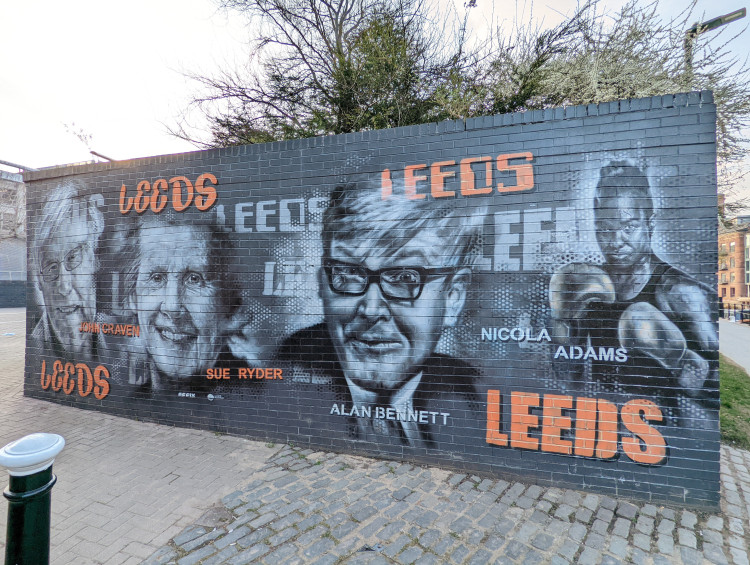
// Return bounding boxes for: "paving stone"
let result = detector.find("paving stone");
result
[522,548,545,564]
[262,543,299,564]
[729,518,745,536]
[575,507,593,523]
[229,542,271,564]
[174,526,207,548]
[608,536,629,558]
[414,554,441,565]
[578,547,600,565]
[554,504,576,521]
[660,508,676,521]
[582,494,600,511]
[531,532,555,551]
[432,535,456,555]
[449,516,474,535]
[504,540,528,560]
[214,526,251,549]
[302,538,336,559]
[595,508,614,524]
[296,525,328,547]
[633,532,651,552]
[568,522,587,542]
[657,533,674,555]
[705,516,724,531]
[181,528,224,552]
[703,543,729,565]
[681,511,698,529]
[516,522,540,543]
[398,546,424,564]
[584,532,605,551]
[730,547,750,565]
[615,502,638,520]
[236,526,272,548]
[679,546,704,565]
[558,538,579,561]
[268,526,299,547]
[375,520,406,542]
[635,515,655,535]
[678,528,698,549]
[703,529,724,546]
[612,517,631,538]
[600,497,618,511]
[591,519,608,535]
[382,535,411,558]
[177,544,217,565]
[201,545,240,565]
[450,544,470,563]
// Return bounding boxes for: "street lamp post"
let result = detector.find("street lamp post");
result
[684,8,747,75]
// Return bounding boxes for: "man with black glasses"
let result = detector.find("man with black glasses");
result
[275,182,486,449]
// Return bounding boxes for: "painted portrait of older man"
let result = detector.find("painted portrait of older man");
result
[31,180,104,360]
[275,182,487,449]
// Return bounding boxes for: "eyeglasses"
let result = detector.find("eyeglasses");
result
[324,259,455,301]
[41,244,88,283]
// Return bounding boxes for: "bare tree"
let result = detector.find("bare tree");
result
[172,0,472,145]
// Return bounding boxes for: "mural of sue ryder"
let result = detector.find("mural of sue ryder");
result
[23,91,719,508]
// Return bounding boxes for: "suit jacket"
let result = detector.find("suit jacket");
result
[273,323,483,454]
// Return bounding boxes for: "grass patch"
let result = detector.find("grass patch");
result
[720,354,750,451]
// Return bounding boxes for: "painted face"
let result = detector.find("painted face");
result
[40,219,97,355]
[320,233,466,392]
[595,195,653,268]
[132,224,225,382]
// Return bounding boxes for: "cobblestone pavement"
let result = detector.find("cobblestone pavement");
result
[145,443,750,565]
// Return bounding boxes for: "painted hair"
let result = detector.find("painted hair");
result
[594,161,654,219]
[32,179,104,303]
[322,181,487,270]
[121,215,241,317]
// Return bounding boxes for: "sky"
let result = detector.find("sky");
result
[1,0,748,198]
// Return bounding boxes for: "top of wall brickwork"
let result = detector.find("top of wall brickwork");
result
[23,91,715,184]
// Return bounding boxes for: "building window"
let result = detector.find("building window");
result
[731,242,736,253]
[731,272,736,282]
[731,257,736,268]
[721,244,727,253]
[731,287,736,297]
[722,274,727,283]
[723,288,727,297]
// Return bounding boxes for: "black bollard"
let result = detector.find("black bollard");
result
[0,434,65,565]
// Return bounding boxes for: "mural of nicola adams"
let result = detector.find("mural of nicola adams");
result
[548,162,718,429]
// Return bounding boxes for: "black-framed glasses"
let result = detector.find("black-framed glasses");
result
[41,244,88,283]
[324,259,455,301]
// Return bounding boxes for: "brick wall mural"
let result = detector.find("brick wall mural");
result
[24,92,720,508]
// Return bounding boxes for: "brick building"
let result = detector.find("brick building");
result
[717,223,749,302]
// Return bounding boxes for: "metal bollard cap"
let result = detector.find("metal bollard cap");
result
[0,433,65,477]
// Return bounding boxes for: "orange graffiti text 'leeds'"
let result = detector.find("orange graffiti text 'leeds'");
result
[486,390,667,465]
[120,173,217,215]
[41,360,110,399]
